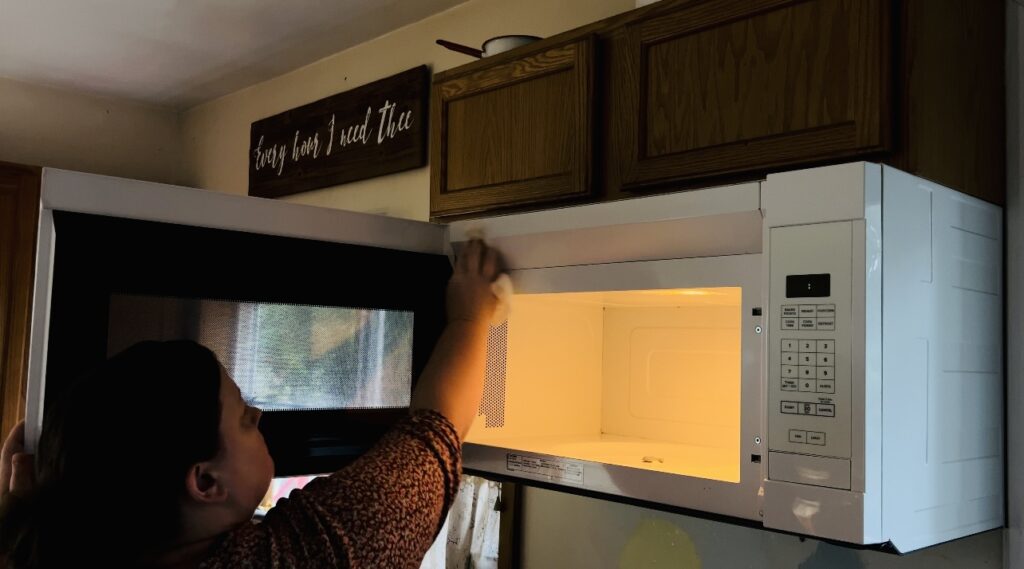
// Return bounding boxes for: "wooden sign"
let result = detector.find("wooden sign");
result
[249,66,429,198]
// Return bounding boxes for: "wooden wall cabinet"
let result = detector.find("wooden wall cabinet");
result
[430,38,595,219]
[887,0,1005,205]
[429,0,1004,220]
[609,0,890,193]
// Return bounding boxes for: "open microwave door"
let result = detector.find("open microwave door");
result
[25,169,450,476]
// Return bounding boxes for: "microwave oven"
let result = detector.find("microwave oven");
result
[448,161,1004,553]
[25,162,1002,551]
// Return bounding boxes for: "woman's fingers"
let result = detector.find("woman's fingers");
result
[2,421,26,457]
[459,239,499,277]
[1,421,27,501]
[9,453,34,496]
[457,240,483,275]
[481,246,499,280]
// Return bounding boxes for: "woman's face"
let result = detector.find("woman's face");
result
[216,368,274,520]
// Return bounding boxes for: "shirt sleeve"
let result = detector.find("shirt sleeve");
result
[200,410,462,569]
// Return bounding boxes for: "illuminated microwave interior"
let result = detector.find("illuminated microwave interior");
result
[466,287,743,483]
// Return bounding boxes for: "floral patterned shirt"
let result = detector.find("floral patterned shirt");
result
[200,411,461,569]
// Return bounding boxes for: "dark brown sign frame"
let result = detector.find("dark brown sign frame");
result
[249,66,429,198]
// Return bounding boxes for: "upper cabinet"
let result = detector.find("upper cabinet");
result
[609,0,889,191]
[429,0,1004,220]
[430,38,595,219]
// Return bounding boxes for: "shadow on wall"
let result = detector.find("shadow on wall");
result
[614,518,870,569]
[619,519,701,569]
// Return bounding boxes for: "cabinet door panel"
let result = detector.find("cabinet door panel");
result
[431,38,595,218]
[615,0,890,189]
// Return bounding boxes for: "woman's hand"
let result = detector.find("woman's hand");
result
[446,240,502,327]
[0,421,35,500]
[411,240,505,439]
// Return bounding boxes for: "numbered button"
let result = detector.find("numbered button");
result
[782,352,798,365]
[799,353,814,365]
[799,366,815,378]
[817,340,835,353]
[782,339,798,352]
[799,379,817,392]
[782,365,798,378]
[799,340,816,353]
[817,367,834,380]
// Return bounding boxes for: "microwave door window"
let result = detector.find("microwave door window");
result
[107,294,414,410]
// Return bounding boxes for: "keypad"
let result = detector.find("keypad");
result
[781,338,835,395]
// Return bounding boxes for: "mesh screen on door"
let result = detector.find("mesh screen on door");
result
[479,322,507,428]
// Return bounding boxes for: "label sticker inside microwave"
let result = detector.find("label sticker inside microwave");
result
[506,453,584,485]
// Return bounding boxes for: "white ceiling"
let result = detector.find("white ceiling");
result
[0,0,468,110]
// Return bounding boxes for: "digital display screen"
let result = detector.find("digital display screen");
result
[786,274,831,298]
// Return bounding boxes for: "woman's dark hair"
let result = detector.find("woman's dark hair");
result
[0,340,223,568]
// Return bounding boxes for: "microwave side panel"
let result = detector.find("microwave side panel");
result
[879,167,1005,552]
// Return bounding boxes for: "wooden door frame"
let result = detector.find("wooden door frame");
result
[0,162,41,439]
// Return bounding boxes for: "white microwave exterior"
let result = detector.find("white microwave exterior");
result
[451,182,768,523]
[448,181,763,270]
[463,253,766,522]
[24,168,446,453]
[453,162,1004,552]
[761,163,1004,552]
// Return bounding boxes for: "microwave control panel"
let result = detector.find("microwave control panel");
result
[768,221,853,461]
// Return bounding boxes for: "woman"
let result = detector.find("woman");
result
[0,240,503,568]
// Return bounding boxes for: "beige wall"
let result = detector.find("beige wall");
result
[0,76,181,184]
[181,0,634,220]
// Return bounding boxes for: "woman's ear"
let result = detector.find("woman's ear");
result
[185,462,228,504]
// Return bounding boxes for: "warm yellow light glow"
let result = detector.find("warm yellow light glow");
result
[467,287,743,483]
[635,288,723,296]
